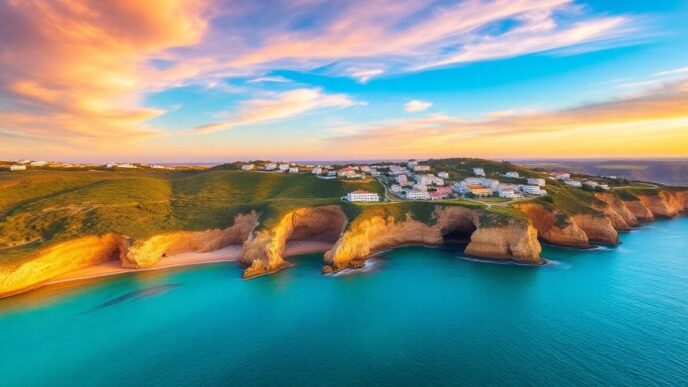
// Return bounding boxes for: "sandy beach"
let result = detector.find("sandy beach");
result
[48,241,334,285]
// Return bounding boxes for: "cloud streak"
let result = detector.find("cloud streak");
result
[0,0,209,145]
[325,80,688,158]
[195,88,358,133]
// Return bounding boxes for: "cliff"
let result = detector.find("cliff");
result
[0,234,128,297]
[622,199,654,222]
[515,203,589,248]
[570,214,619,245]
[595,193,639,228]
[323,206,543,273]
[124,212,259,268]
[240,205,347,278]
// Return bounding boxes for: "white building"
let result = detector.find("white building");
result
[118,163,137,169]
[437,171,449,179]
[10,164,26,171]
[265,163,277,171]
[241,164,255,171]
[553,172,571,180]
[311,167,323,175]
[473,168,485,176]
[406,189,431,200]
[499,189,520,199]
[520,185,544,195]
[289,167,299,173]
[564,179,582,187]
[278,164,290,172]
[505,171,520,178]
[360,165,371,173]
[396,175,409,185]
[347,190,380,202]
[151,164,167,169]
[413,165,431,172]
[337,167,358,178]
[527,178,546,186]
[30,160,48,167]
[415,174,444,186]
[495,183,519,193]
[390,184,403,193]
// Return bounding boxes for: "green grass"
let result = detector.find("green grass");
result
[2,159,682,268]
[0,170,383,262]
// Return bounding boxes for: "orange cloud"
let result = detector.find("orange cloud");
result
[196,88,358,133]
[325,81,688,158]
[0,0,208,144]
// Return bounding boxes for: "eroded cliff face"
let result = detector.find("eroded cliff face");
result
[124,212,259,268]
[570,214,619,245]
[595,193,639,228]
[323,206,543,272]
[241,205,347,278]
[636,190,688,218]
[323,213,443,271]
[622,199,654,222]
[0,234,128,297]
[515,203,589,248]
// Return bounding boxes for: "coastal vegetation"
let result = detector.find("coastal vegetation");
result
[1,158,686,297]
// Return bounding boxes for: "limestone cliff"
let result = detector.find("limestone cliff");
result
[323,206,543,272]
[622,199,654,222]
[240,205,347,278]
[0,234,128,297]
[515,203,589,248]
[124,212,259,268]
[570,214,619,245]
[595,193,639,228]
[636,190,688,218]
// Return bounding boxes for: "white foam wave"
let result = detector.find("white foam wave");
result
[330,258,381,276]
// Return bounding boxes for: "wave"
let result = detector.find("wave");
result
[330,258,381,276]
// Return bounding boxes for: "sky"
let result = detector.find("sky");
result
[1,0,688,163]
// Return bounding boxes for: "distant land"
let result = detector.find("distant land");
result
[1,157,687,298]
[518,159,688,186]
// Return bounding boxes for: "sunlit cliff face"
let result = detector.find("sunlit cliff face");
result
[1,0,687,161]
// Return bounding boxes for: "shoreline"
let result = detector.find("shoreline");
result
[45,240,334,287]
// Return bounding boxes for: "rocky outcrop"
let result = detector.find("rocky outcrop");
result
[515,203,589,247]
[464,221,542,263]
[323,206,543,272]
[635,190,688,218]
[637,193,678,218]
[622,199,654,222]
[595,193,638,228]
[571,214,619,245]
[0,234,128,297]
[124,212,259,268]
[241,206,347,278]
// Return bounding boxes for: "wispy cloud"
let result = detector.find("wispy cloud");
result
[405,100,432,112]
[325,80,688,158]
[0,0,209,145]
[228,0,642,78]
[195,88,358,133]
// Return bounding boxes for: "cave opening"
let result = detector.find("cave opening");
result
[442,222,477,243]
[439,211,478,255]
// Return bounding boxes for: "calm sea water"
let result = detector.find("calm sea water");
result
[1,218,687,386]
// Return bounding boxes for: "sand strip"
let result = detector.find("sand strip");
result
[48,241,333,285]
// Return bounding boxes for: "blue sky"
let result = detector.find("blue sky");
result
[1,0,688,161]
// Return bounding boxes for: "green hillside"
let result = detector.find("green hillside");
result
[0,170,382,260]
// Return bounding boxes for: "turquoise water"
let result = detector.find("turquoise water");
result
[1,218,687,386]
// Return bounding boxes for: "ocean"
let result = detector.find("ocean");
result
[1,217,687,386]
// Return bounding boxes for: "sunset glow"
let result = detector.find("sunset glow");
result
[1,0,687,162]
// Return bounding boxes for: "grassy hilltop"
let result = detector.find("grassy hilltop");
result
[0,169,381,262]
[1,158,681,267]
